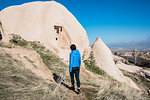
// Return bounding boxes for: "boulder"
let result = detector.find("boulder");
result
[0,1,90,61]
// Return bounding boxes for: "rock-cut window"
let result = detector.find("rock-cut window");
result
[54,25,62,34]
[0,31,2,40]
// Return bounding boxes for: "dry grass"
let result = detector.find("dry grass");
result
[0,41,12,48]
[0,34,150,100]
[0,47,69,100]
[0,52,53,100]
[121,69,150,93]
[96,79,149,100]
[9,34,68,76]
[82,51,150,100]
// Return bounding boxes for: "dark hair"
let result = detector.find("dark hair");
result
[70,44,76,51]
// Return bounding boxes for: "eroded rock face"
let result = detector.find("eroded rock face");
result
[92,37,125,82]
[0,1,90,61]
[92,37,140,90]
[0,1,140,90]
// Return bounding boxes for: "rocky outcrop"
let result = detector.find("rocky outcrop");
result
[0,1,140,90]
[0,1,90,61]
[92,37,140,90]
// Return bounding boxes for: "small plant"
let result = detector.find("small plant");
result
[83,51,106,76]
[82,50,86,60]
[9,34,27,47]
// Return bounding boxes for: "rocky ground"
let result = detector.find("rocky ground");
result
[114,55,150,95]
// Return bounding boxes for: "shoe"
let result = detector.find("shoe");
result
[71,86,75,91]
[77,89,80,94]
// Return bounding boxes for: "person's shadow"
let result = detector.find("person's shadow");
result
[52,73,78,94]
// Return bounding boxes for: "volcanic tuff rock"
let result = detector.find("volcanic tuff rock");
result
[92,37,139,90]
[0,1,90,61]
[0,1,140,90]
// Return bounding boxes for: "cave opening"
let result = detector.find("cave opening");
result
[0,31,2,40]
[54,25,62,41]
[54,25,62,34]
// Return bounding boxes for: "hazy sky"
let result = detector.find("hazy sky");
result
[0,0,150,45]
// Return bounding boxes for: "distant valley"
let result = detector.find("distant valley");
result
[108,36,150,52]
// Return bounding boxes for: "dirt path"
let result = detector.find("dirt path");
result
[0,46,54,83]
[0,46,99,100]
[58,81,97,100]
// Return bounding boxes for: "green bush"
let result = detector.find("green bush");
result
[83,51,106,76]
[9,34,28,47]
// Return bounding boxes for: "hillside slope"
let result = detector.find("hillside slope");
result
[0,1,142,91]
[0,37,149,100]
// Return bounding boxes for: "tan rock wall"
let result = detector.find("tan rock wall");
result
[92,37,140,90]
[0,1,90,61]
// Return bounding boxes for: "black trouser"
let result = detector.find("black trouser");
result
[70,67,80,88]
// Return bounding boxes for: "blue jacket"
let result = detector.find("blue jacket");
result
[69,50,81,72]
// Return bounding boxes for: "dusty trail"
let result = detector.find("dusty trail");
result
[0,46,95,100]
